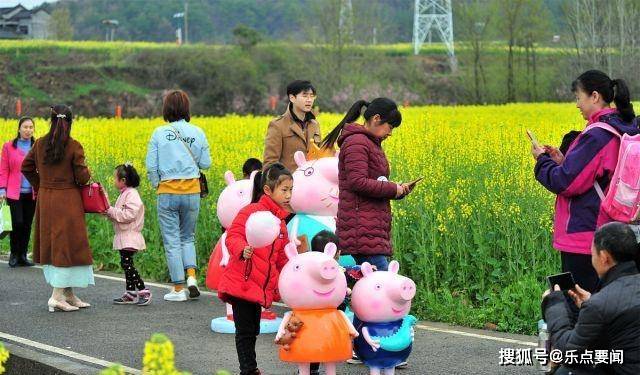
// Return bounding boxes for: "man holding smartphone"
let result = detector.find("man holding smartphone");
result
[541,222,640,375]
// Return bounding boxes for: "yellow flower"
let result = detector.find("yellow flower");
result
[141,333,189,375]
[460,203,473,219]
[0,343,9,375]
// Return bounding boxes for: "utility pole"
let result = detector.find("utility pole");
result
[339,0,354,44]
[184,0,189,44]
[173,12,185,45]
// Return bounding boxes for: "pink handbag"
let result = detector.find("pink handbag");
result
[81,182,109,213]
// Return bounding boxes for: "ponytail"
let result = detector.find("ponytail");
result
[115,163,141,188]
[612,79,635,123]
[44,105,73,164]
[320,100,369,149]
[572,70,636,123]
[320,97,401,149]
[251,170,263,203]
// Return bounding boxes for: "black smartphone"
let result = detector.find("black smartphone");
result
[547,272,576,291]
[408,176,424,187]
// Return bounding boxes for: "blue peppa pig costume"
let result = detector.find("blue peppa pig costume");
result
[351,260,417,374]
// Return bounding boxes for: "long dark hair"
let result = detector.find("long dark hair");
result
[12,116,35,148]
[44,105,73,164]
[320,97,402,149]
[571,70,635,123]
[251,162,292,203]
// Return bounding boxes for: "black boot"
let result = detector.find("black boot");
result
[8,251,18,267]
[18,251,34,267]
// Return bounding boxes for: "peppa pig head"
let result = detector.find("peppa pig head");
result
[278,241,348,310]
[351,261,416,323]
[217,170,259,229]
[290,151,339,217]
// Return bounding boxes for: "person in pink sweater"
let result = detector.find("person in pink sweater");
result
[103,163,151,306]
[0,117,36,268]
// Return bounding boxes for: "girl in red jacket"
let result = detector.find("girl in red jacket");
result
[217,162,294,375]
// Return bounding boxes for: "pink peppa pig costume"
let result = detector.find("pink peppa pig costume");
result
[206,170,257,292]
[287,150,356,267]
[351,261,417,375]
[276,240,358,375]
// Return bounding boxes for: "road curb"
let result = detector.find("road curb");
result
[2,340,104,375]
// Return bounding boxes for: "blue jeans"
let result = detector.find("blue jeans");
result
[157,193,200,284]
[352,254,389,271]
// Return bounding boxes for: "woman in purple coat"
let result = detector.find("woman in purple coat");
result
[533,70,639,292]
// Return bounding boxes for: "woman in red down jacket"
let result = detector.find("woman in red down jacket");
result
[320,98,414,271]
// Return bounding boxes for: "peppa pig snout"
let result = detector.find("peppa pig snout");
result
[388,278,416,303]
[315,259,339,283]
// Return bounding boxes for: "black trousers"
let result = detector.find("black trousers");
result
[561,251,599,293]
[230,296,261,375]
[119,250,146,291]
[7,193,35,259]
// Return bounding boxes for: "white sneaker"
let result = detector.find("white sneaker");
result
[347,353,362,365]
[186,277,200,299]
[163,289,188,302]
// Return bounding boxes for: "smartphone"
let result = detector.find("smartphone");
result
[547,272,576,291]
[408,177,424,187]
[526,129,541,148]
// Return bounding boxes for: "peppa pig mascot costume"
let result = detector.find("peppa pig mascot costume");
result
[351,261,417,375]
[276,236,358,375]
[206,170,257,291]
[288,148,355,267]
[206,170,281,334]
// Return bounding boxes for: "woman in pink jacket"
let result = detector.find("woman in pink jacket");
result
[0,117,36,268]
[533,70,639,292]
[104,163,151,305]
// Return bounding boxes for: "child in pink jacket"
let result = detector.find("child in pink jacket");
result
[104,163,151,305]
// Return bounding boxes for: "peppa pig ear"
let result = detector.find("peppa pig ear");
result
[284,242,298,260]
[361,262,375,277]
[388,260,400,274]
[224,171,235,186]
[294,151,307,168]
[324,242,337,258]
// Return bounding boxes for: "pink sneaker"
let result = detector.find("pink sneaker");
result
[113,291,138,305]
[137,289,152,306]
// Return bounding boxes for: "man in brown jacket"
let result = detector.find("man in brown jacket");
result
[263,80,321,172]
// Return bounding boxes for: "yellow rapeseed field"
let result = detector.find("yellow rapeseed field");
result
[0,103,586,333]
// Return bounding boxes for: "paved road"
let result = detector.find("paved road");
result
[0,263,541,374]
